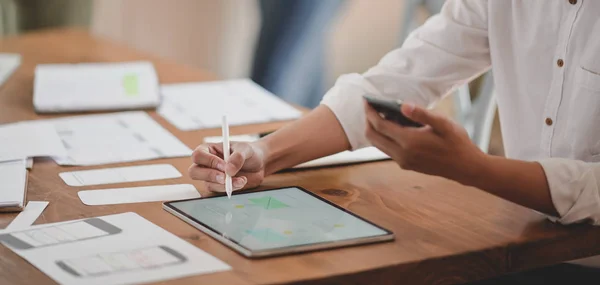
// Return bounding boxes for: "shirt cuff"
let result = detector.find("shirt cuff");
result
[539,158,600,225]
[320,73,382,150]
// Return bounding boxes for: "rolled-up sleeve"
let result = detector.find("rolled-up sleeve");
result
[539,158,600,225]
[321,0,491,150]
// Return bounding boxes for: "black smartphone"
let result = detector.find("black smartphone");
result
[363,95,423,127]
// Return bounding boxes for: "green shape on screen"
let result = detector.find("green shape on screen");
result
[245,228,287,243]
[122,74,139,96]
[248,196,289,210]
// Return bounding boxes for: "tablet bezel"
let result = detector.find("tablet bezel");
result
[162,186,395,258]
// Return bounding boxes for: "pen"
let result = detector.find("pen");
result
[222,115,232,199]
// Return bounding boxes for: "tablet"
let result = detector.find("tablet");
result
[163,186,394,258]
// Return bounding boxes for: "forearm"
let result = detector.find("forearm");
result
[255,105,350,175]
[462,155,559,216]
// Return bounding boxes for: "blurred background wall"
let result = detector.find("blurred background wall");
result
[90,0,407,94]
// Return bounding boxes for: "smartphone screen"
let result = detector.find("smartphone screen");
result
[0,218,121,250]
[56,245,186,277]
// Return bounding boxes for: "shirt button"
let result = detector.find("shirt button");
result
[569,0,577,4]
[545,118,553,126]
[557,59,564,67]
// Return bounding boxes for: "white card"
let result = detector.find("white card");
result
[5,201,49,231]
[78,184,200,206]
[59,164,182,187]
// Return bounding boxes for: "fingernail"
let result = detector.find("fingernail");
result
[217,162,226,171]
[216,173,225,184]
[233,177,245,188]
[403,103,415,115]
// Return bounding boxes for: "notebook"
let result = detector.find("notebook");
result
[0,160,29,212]
[33,61,160,113]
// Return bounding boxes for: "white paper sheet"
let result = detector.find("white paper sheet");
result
[204,134,260,143]
[0,121,67,162]
[0,212,230,285]
[294,147,389,168]
[44,111,191,166]
[33,61,160,113]
[0,159,28,210]
[203,135,390,169]
[158,79,302,131]
[78,184,200,206]
[0,53,21,87]
[59,164,182,187]
[5,201,49,231]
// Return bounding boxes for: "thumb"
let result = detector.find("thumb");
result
[401,103,452,134]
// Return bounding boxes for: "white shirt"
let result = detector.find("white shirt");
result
[321,0,600,266]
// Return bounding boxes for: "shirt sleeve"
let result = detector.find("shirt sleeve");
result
[321,0,491,150]
[539,158,600,225]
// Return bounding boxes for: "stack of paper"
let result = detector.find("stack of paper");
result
[33,61,160,113]
[0,160,29,212]
[158,79,302,130]
[0,53,21,87]
[0,121,68,162]
[0,121,67,211]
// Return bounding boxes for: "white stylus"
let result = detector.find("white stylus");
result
[222,115,232,199]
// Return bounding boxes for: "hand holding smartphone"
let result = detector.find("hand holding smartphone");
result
[363,95,423,128]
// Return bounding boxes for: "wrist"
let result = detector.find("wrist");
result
[252,137,277,174]
[459,151,495,188]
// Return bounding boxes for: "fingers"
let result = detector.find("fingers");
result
[189,163,258,193]
[365,119,402,156]
[191,144,226,171]
[188,164,226,183]
[364,101,411,144]
[204,177,248,193]
[225,143,254,176]
[401,103,452,134]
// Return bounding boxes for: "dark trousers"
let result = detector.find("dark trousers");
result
[250,0,344,108]
[465,263,600,285]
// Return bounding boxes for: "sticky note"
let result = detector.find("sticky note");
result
[122,74,139,96]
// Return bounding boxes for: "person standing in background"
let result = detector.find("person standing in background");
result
[250,0,345,108]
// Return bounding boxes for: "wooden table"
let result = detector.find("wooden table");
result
[2,28,600,285]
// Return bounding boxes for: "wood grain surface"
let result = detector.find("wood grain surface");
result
[1,28,600,285]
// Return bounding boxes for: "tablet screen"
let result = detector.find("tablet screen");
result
[167,187,391,252]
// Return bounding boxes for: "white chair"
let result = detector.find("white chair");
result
[400,0,497,153]
[0,0,18,37]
